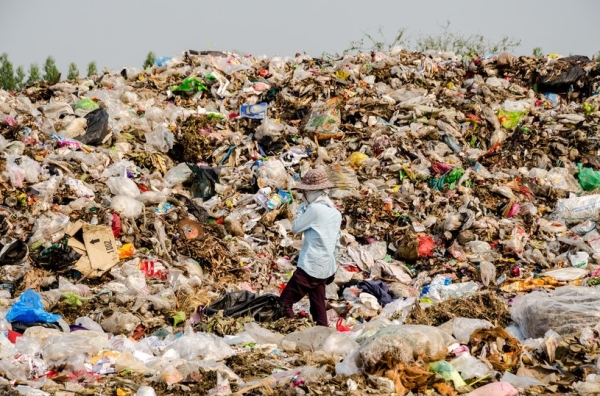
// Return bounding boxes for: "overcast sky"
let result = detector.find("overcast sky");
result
[1,0,600,76]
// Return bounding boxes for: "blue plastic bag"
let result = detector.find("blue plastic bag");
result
[154,57,172,67]
[6,289,61,323]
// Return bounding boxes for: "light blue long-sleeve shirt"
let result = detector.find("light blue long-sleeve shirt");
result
[292,197,342,279]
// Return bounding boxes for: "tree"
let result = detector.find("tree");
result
[0,53,16,90]
[143,51,156,69]
[595,51,600,62]
[43,56,60,83]
[87,61,97,77]
[67,62,79,80]
[15,66,26,90]
[532,47,543,58]
[26,63,41,86]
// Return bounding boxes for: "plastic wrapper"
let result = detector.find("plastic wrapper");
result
[511,286,600,338]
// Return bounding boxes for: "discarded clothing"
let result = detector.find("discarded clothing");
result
[357,280,394,307]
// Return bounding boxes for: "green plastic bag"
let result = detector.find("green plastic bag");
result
[74,98,100,111]
[578,166,600,191]
[170,77,207,93]
[446,167,465,183]
[429,360,466,388]
[497,109,525,130]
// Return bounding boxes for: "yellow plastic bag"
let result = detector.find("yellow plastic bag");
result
[348,152,369,168]
[497,110,525,130]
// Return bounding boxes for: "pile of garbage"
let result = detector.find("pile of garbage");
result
[0,48,599,395]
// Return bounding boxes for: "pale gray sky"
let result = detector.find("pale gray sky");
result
[1,0,599,76]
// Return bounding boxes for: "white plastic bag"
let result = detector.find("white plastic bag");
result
[358,325,456,368]
[107,177,140,197]
[480,261,496,287]
[500,371,544,389]
[164,163,192,186]
[6,155,41,187]
[511,286,600,338]
[335,349,361,376]
[75,316,105,333]
[553,195,600,224]
[452,318,493,344]
[111,195,144,218]
[144,129,174,153]
[450,352,491,380]
[66,177,95,197]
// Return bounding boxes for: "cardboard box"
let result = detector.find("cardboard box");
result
[66,221,119,278]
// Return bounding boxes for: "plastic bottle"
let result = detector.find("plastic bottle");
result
[90,214,99,225]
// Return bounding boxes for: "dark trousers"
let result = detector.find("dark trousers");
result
[280,267,328,327]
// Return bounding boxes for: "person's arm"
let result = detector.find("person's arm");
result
[292,205,317,234]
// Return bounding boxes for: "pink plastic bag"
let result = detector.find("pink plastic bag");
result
[467,382,518,396]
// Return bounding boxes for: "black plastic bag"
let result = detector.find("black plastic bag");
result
[78,108,110,145]
[538,56,591,94]
[34,237,81,272]
[10,321,63,334]
[186,163,219,200]
[204,291,283,322]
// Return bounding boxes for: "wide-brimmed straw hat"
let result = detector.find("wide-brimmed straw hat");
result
[293,168,334,191]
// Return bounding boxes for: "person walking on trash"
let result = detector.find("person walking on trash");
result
[280,168,342,327]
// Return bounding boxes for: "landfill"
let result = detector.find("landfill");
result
[0,49,599,395]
